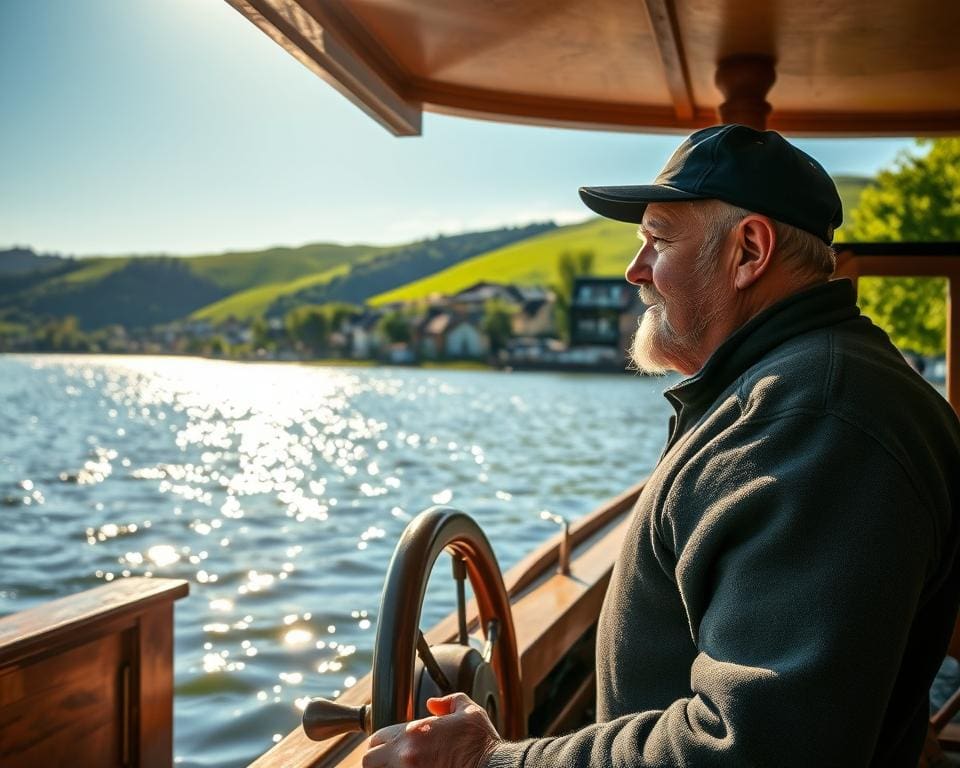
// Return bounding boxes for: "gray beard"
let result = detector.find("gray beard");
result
[628,269,725,375]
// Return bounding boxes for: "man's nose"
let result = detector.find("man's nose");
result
[625,245,653,286]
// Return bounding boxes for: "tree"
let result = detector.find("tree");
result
[35,315,87,351]
[208,335,229,357]
[324,302,362,332]
[378,310,411,344]
[552,250,595,342]
[285,306,329,354]
[838,139,960,355]
[482,299,515,356]
[251,317,272,351]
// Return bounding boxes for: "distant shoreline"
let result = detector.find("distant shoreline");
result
[0,351,642,376]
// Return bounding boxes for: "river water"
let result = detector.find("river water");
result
[0,354,675,767]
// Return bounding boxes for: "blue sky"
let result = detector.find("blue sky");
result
[1,0,917,257]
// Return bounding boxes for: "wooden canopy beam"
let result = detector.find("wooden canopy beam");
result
[224,1,960,136]
[225,0,421,136]
[643,0,695,121]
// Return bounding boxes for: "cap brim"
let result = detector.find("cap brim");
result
[578,185,704,224]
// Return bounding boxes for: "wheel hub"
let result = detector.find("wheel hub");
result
[414,643,503,732]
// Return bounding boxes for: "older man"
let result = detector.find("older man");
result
[363,125,960,766]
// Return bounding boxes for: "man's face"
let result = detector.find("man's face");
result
[625,202,731,375]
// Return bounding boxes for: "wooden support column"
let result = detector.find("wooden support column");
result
[833,250,860,295]
[715,55,776,130]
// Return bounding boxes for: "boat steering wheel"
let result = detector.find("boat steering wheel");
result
[303,507,525,742]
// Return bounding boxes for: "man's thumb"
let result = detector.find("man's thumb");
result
[425,692,472,716]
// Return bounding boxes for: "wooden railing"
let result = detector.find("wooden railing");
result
[0,578,188,768]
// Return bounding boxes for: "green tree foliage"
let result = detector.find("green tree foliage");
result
[482,299,516,355]
[33,315,89,351]
[285,306,329,354]
[324,302,362,331]
[252,317,271,350]
[838,139,960,355]
[378,310,411,344]
[552,250,595,342]
[208,335,230,357]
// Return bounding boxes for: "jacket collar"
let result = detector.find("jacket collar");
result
[663,278,860,434]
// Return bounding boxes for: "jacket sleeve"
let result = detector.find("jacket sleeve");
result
[484,411,936,767]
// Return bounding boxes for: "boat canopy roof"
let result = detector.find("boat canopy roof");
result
[226,0,960,136]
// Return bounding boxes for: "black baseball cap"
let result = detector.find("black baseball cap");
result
[578,124,843,244]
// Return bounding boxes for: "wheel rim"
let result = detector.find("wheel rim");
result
[371,507,525,739]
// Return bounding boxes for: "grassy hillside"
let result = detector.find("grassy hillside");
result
[192,264,351,322]
[52,257,129,285]
[186,243,382,293]
[273,223,556,314]
[370,218,637,304]
[8,258,228,329]
[0,242,384,329]
[191,222,556,322]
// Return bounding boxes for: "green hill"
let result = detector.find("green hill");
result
[185,242,382,293]
[191,222,556,322]
[6,258,228,329]
[271,223,556,314]
[0,241,386,330]
[370,218,637,304]
[191,264,352,322]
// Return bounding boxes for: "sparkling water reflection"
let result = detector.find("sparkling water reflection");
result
[0,354,675,767]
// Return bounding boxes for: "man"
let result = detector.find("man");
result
[363,125,960,766]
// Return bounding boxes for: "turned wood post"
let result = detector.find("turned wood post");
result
[715,55,777,130]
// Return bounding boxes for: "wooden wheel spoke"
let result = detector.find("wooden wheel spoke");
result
[416,630,453,694]
[452,555,469,645]
[482,619,499,664]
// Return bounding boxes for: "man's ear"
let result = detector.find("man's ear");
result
[734,215,776,290]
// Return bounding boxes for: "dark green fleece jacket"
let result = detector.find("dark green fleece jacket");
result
[486,279,960,767]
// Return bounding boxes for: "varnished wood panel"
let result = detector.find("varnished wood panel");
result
[0,578,188,668]
[0,631,126,767]
[0,579,188,768]
[137,604,175,768]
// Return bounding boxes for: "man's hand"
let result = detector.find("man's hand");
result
[362,692,501,768]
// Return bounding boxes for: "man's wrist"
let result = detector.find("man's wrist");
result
[479,739,534,768]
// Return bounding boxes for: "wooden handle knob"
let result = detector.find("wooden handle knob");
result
[302,699,371,741]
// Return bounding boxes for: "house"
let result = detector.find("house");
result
[418,311,452,359]
[568,277,647,366]
[417,310,487,359]
[445,317,487,358]
[512,291,555,337]
[570,277,645,347]
[450,281,526,310]
[346,311,382,358]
